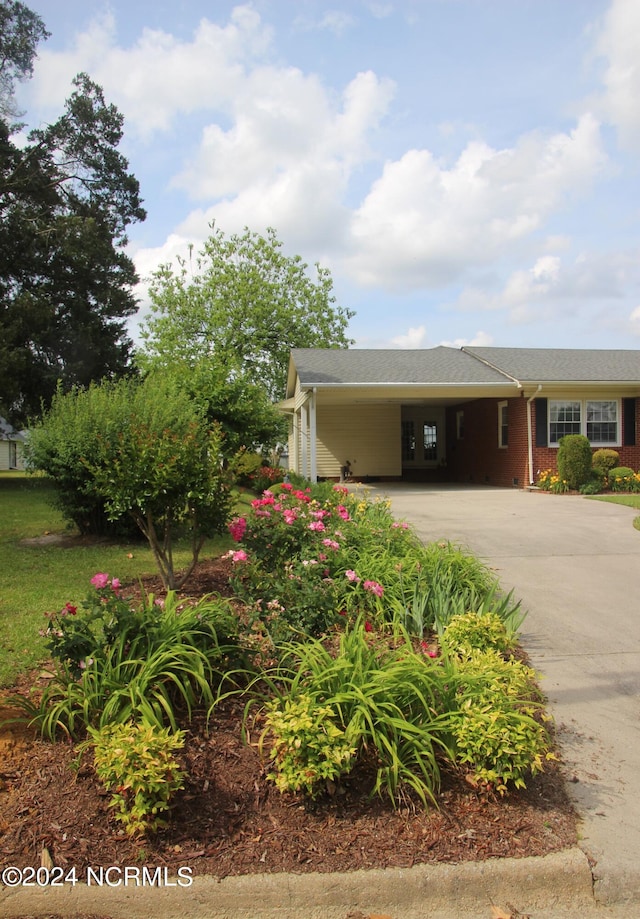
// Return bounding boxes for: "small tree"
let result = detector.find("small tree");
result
[27,376,232,588]
[84,377,232,589]
[557,434,592,490]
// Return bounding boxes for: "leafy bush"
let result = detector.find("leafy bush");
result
[557,434,592,490]
[261,694,356,796]
[16,575,241,738]
[446,649,553,793]
[592,448,619,475]
[84,721,185,836]
[251,623,451,807]
[536,469,569,493]
[608,467,640,492]
[441,611,514,657]
[27,376,233,588]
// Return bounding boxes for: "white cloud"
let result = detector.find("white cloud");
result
[630,306,640,336]
[343,114,607,290]
[391,325,427,348]
[26,5,274,136]
[439,331,493,348]
[595,0,640,150]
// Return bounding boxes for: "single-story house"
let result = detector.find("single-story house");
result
[0,417,26,471]
[280,346,640,487]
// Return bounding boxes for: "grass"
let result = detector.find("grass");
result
[0,473,229,688]
[587,493,640,531]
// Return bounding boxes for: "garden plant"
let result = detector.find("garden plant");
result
[8,474,558,842]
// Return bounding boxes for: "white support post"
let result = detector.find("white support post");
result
[300,400,308,479]
[309,387,317,483]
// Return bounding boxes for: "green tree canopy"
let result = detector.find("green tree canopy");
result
[139,226,354,401]
[0,1,146,426]
[0,0,48,121]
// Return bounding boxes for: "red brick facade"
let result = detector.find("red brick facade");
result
[444,395,640,487]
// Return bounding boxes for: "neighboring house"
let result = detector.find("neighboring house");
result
[0,417,26,471]
[281,347,640,487]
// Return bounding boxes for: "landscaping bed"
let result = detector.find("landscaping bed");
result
[0,552,577,879]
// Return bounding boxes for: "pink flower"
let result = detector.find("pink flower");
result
[311,509,329,519]
[90,573,109,590]
[228,517,247,542]
[308,521,325,532]
[232,549,248,563]
[392,522,409,530]
[64,603,77,616]
[111,578,121,592]
[345,569,360,582]
[364,621,373,633]
[363,580,384,598]
[333,485,349,495]
[322,538,340,551]
[283,509,297,525]
[336,505,350,521]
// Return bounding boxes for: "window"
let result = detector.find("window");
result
[423,423,437,461]
[549,401,581,443]
[498,401,508,448]
[586,401,617,444]
[401,420,415,461]
[549,400,619,446]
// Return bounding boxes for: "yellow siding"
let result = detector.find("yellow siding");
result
[316,403,401,477]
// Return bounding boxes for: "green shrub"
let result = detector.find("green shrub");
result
[14,576,241,738]
[250,623,450,807]
[261,694,356,796]
[84,721,186,836]
[579,478,603,495]
[557,434,592,490]
[441,611,514,657]
[446,649,553,793]
[592,448,619,475]
[608,467,640,493]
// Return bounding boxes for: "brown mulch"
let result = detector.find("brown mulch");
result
[0,557,578,881]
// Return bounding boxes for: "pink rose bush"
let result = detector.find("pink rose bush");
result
[226,481,421,642]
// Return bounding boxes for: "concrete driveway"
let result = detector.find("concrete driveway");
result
[370,483,640,907]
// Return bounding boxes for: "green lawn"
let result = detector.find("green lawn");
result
[0,474,230,688]
[587,492,640,531]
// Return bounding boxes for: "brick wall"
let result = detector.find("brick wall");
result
[531,397,640,481]
[446,396,530,487]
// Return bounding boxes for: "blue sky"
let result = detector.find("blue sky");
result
[17,0,640,351]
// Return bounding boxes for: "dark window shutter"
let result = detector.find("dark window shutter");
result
[623,398,636,446]
[535,398,548,447]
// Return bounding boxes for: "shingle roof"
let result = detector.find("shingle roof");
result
[464,347,640,383]
[291,347,511,385]
[290,346,640,389]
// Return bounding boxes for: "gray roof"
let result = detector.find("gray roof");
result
[290,346,640,389]
[291,347,511,385]
[464,347,640,383]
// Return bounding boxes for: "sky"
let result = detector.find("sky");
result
[15,0,640,352]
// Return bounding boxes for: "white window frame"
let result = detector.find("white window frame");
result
[548,399,620,447]
[497,401,508,449]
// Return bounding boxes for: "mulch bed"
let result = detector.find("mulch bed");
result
[0,556,578,880]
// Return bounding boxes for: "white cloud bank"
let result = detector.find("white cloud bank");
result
[596,0,640,151]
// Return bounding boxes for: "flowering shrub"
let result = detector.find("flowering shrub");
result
[608,467,640,493]
[228,484,421,640]
[536,469,569,493]
[24,575,241,738]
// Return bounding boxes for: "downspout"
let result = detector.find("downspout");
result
[527,385,543,485]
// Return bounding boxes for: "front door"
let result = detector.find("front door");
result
[401,406,446,474]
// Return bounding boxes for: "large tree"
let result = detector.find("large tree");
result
[0,1,146,426]
[139,226,354,401]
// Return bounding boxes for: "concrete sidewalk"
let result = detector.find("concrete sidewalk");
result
[375,483,640,908]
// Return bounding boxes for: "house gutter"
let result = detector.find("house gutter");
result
[527,385,543,485]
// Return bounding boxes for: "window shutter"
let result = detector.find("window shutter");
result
[535,398,548,447]
[623,398,636,446]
